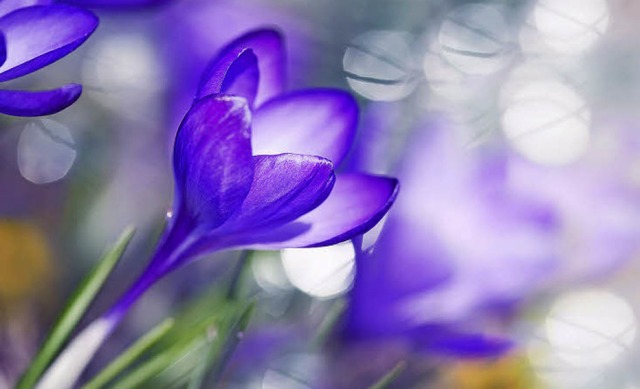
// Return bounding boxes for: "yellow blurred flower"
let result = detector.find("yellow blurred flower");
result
[440,353,540,389]
[0,220,53,312]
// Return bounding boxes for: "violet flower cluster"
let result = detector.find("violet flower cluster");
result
[343,122,550,357]
[0,1,97,116]
[341,118,640,359]
[36,28,398,389]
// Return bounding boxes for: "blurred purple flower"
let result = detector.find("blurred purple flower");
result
[341,118,640,359]
[509,147,640,284]
[0,3,97,116]
[341,120,559,358]
[37,29,398,389]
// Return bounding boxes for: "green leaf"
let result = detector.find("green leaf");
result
[108,298,254,389]
[16,227,135,389]
[81,318,174,389]
[187,302,255,389]
[368,361,407,389]
[108,336,205,389]
[312,299,346,349]
[225,250,253,300]
[105,300,228,388]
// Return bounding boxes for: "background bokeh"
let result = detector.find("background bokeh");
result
[4,0,640,388]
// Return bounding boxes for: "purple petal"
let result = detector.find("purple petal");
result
[218,49,259,107]
[375,218,453,296]
[0,5,98,81]
[417,329,513,357]
[173,95,253,228]
[239,173,398,249]
[0,0,52,18]
[0,83,81,116]
[216,153,335,234]
[0,32,5,67]
[252,89,358,165]
[196,28,285,107]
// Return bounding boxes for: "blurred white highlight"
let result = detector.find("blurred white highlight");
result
[35,318,113,389]
[438,3,512,75]
[545,289,636,367]
[18,119,76,184]
[82,33,162,116]
[252,250,292,292]
[501,79,591,165]
[529,289,637,388]
[530,0,609,54]
[343,30,419,101]
[361,215,388,251]
[262,370,312,389]
[281,242,355,299]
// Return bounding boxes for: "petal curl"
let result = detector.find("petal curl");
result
[217,153,335,234]
[0,4,98,81]
[237,173,398,249]
[251,89,358,164]
[196,28,284,107]
[0,83,81,116]
[173,95,253,228]
[218,49,259,106]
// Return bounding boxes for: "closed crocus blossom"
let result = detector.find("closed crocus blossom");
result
[342,121,558,357]
[107,28,398,318]
[36,29,398,389]
[0,3,97,116]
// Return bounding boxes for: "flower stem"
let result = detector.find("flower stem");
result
[225,250,252,300]
[35,254,167,389]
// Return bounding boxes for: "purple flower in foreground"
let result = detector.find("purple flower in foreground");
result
[36,29,398,389]
[108,28,398,320]
[341,120,558,358]
[0,2,97,116]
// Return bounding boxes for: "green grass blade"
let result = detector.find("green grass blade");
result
[105,303,230,389]
[187,302,255,389]
[109,336,206,389]
[225,250,252,300]
[312,299,346,349]
[81,318,174,389]
[368,361,406,389]
[16,227,135,389]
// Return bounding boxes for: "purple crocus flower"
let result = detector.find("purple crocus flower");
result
[341,120,558,358]
[0,2,97,116]
[36,29,398,389]
[106,28,398,321]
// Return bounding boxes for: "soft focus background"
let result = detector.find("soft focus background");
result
[4,0,640,388]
